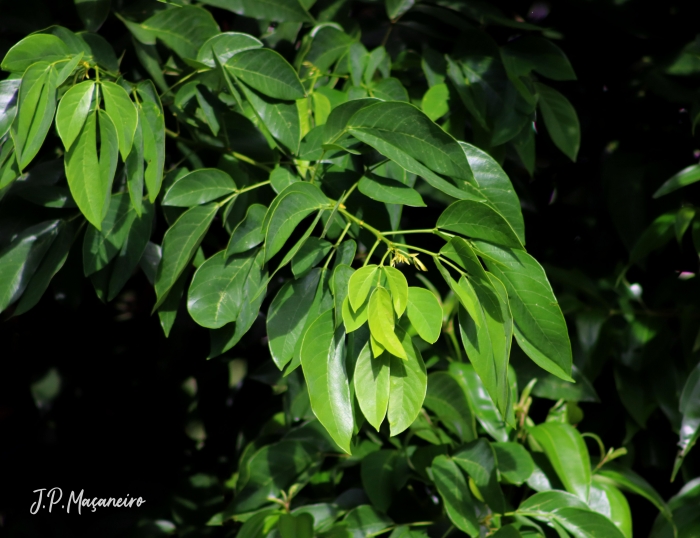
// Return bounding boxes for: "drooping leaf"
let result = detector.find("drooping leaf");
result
[535,82,580,161]
[153,203,218,310]
[474,241,573,382]
[438,200,523,249]
[300,309,354,454]
[163,168,236,207]
[529,422,591,501]
[348,265,380,312]
[673,361,700,479]
[368,287,407,360]
[227,48,305,100]
[101,81,138,161]
[82,193,136,276]
[354,341,391,430]
[55,80,95,151]
[139,100,165,202]
[430,455,479,537]
[187,250,257,329]
[387,328,427,435]
[406,286,442,344]
[382,266,408,317]
[629,211,675,264]
[502,36,576,81]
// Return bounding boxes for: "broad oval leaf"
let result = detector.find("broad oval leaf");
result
[226,203,266,257]
[406,286,443,344]
[292,237,332,278]
[1,34,70,72]
[555,507,626,538]
[101,81,138,161]
[82,193,136,276]
[387,328,427,435]
[474,241,573,382]
[268,268,322,370]
[197,32,263,67]
[187,250,257,328]
[163,168,236,207]
[492,441,535,484]
[226,48,305,100]
[342,296,368,332]
[56,80,95,151]
[536,82,580,162]
[421,82,449,121]
[153,203,218,310]
[424,371,477,443]
[358,174,426,207]
[368,287,406,360]
[438,200,523,249]
[140,6,219,59]
[354,341,391,430]
[431,455,479,536]
[590,481,633,538]
[300,309,354,454]
[382,266,408,316]
[348,265,379,312]
[323,98,380,145]
[529,422,591,501]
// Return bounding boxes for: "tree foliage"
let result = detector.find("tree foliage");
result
[1,0,699,537]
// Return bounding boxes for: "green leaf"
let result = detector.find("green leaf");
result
[187,250,257,329]
[431,455,479,537]
[421,82,449,121]
[673,361,700,479]
[268,268,322,370]
[629,211,675,264]
[270,166,300,194]
[440,237,490,286]
[502,36,576,81]
[263,183,328,262]
[12,62,58,170]
[406,287,442,344]
[596,464,673,523]
[528,422,591,501]
[460,142,525,246]
[65,109,119,230]
[55,80,95,151]
[653,164,700,198]
[197,32,262,68]
[1,34,70,72]
[107,200,154,301]
[361,450,401,512]
[424,371,477,443]
[453,439,505,513]
[227,203,266,257]
[519,490,588,512]
[450,363,511,442]
[344,505,393,538]
[368,287,407,360]
[492,441,535,484]
[153,203,218,310]
[0,79,20,139]
[300,309,354,454]
[590,481,632,538]
[125,114,144,215]
[101,81,138,161]
[227,49,305,101]
[292,237,331,278]
[343,296,368,333]
[239,83,301,154]
[323,98,380,145]
[358,174,426,207]
[387,328,427,435]
[75,0,111,32]
[278,512,314,538]
[139,100,165,202]
[140,6,219,59]
[163,168,236,207]
[200,0,313,23]
[301,25,354,77]
[386,0,415,19]
[347,101,474,184]
[0,220,60,313]
[474,241,573,382]
[554,507,626,538]
[348,265,379,312]
[382,267,408,316]
[371,78,409,102]
[82,193,136,276]
[438,200,523,249]
[354,341,391,430]
[535,82,580,162]
[332,264,353,329]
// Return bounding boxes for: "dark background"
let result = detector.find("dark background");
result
[2,0,700,535]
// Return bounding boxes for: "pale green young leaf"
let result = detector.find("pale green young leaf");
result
[354,341,391,430]
[226,203,266,258]
[431,455,479,537]
[529,422,591,501]
[342,296,368,333]
[0,220,60,313]
[358,174,426,207]
[387,328,427,435]
[197,32,262,68]
[300,309,354,454]
[153,203,218,310]
[371,332,386,358]
[536,82,580,162]
[438,200,523,249]
[227,48,305,100]
[55,80,95,151]
[101,81,138,161]
[82,193,136,276]
[267,268,321,370]
[421,83,450,121]
[163,168,236,207]
[382,266,408,316]
[424,371,477,443]
[1,34,70,72]
[368,287,407,360]
[474,241,573,382]
[406,286,442,344]
[348,265,379,312]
